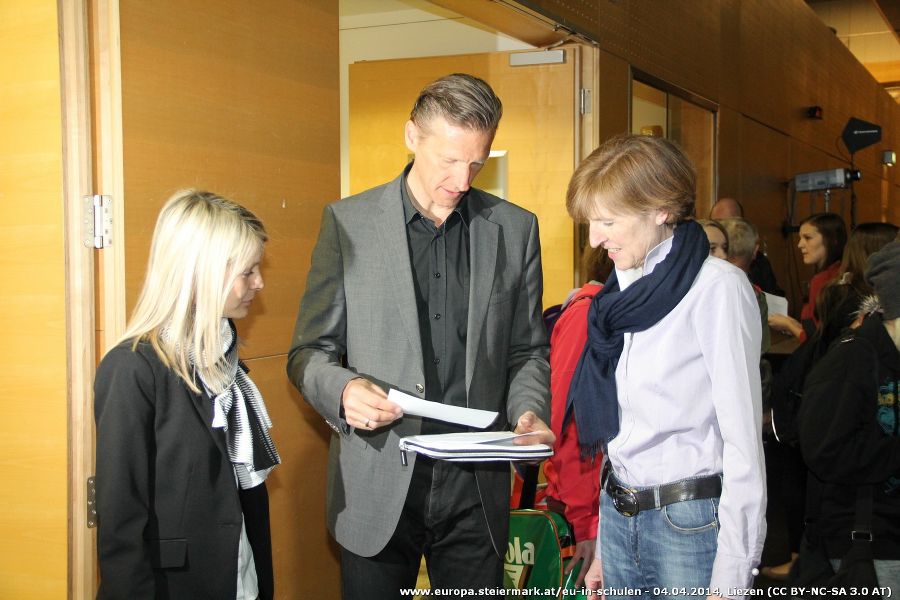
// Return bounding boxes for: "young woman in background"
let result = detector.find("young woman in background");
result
[769,212,847,339]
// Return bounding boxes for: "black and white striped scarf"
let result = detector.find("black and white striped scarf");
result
[195,320,281,489]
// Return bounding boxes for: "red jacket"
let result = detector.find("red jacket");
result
[797,261,840,343]
[801,261,840,323]
[543,283,603,543]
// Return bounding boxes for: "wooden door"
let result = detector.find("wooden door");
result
[349,48,581,306]
[81,1,343,597]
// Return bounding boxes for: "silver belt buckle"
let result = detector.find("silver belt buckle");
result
[610,482,639,517]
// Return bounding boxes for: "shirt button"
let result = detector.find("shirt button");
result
[433,313,441,320]
[434,358,440,364]
[434,272,441,278]
[415,383,425,393]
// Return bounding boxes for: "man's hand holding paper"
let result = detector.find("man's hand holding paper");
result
[387,389,498,428]
[342,378,403,430]
[513,410,555,446]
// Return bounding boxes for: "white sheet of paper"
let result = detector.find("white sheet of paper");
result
[388,389,498,429]
[765,292,789,317]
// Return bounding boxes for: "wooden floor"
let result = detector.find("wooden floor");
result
[414,558,430,599]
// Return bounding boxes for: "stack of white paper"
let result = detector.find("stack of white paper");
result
[399,431,553,463]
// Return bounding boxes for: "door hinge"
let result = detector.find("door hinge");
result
[86,476,97,528]
[83,194,113,249]
[579,88,592,115]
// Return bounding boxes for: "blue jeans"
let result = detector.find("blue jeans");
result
[601,489,719,599]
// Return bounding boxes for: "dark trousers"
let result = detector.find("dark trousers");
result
[781,444,808,552]
[341,459,503,600]
[240,482,274,600]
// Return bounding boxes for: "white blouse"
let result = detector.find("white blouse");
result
[603,235,767,594]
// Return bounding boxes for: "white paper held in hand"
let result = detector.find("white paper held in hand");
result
[387,388,498,429]
[764,292,789,317]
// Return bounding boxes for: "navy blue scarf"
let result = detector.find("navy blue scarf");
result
[566,220,709,458]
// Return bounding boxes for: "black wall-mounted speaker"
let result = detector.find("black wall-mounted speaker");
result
[842,117,881,154]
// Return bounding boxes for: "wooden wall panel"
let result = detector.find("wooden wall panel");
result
[349,51,576,308]
[789,6,835,149]
[739,119,792,305]
[0,1,68,596]
[430,0,567,48]
[522,0,723,105]
[118,0,339,359]
[625,0,721,104]
[717,107,743,200]
[115,1,341,596]
[512,0,900,165]
[738,0,794,134]
[595,48,630,141]
[717,0,743,111]
[243,355,340,600]
[517,0,603,43]
[853,173,887,224]
[891,184,900,224]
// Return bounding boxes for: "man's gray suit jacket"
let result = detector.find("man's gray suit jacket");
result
[287,172,550,558]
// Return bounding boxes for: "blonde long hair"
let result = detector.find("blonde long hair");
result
[120,190,267,393]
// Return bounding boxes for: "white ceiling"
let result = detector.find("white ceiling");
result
[807,0,900,64]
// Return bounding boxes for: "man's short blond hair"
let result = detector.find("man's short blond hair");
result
[410,73,502,133]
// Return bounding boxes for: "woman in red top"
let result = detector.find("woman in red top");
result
[543,244,613,587]
[769,212,846,339]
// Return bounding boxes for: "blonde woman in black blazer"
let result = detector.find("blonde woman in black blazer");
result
[94,190,279,599]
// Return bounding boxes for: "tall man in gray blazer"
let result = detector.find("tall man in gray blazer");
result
[287,73,552,598]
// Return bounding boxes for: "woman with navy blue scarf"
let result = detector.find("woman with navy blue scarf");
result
[566,135,766,600]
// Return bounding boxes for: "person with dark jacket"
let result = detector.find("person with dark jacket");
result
[94,190,278,599]
[767,222,898,578]
[798,240,900,591]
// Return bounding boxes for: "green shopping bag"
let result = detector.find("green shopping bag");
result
[504,508,590,598]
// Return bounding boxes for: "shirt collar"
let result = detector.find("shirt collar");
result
[400,161,469,227]
[616,234,674,291]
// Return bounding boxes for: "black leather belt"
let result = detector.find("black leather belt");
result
[601,461,722,517]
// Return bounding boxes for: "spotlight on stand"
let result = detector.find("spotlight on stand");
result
[883,150,896,167]
[783,168,862,236]
[794,168,860,192]
[841,117,881,227]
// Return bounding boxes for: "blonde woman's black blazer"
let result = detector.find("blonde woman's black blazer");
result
[94,340,273,599]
